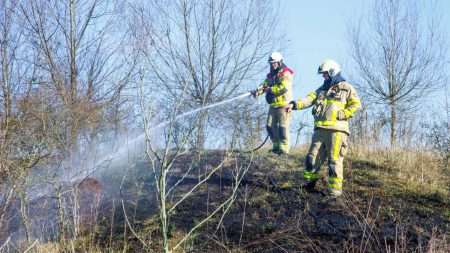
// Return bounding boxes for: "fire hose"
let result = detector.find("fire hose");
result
[240,134,269,153]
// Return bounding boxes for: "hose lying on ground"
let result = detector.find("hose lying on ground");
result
[231,134,270,154]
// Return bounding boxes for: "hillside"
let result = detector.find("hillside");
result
[30,148,450,253]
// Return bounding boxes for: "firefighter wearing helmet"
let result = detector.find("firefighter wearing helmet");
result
[288,59,361,197]
[251,52,294,155]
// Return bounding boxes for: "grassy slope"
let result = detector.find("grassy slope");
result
[37,148,449,253]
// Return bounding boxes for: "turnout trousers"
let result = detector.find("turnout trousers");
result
[266,106,291,154]
[303,128,349,196]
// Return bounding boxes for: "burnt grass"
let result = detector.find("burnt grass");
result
[93,150,450,252]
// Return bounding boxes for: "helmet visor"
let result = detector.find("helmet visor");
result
[268,57,278,63]
[317,66,325,74]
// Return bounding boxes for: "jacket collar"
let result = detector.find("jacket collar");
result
[321,72,345,90]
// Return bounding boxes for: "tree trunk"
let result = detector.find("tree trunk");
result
[158,171,169,253]
[69,0,77,101]
[390,102,396,146]
[56,185,66,244]
[19,191,31,244]
[194,112,208,150]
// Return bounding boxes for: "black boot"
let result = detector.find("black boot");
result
[302,180,317,192]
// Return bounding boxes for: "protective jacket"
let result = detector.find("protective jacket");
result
[293,74,360,134]
[255,65,294,108]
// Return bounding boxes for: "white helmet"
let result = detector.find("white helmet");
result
[318,59,341,77]
[268,52,283,63]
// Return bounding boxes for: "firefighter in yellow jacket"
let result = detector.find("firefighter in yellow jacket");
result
[251,52,294,155]
[288,59,360,196]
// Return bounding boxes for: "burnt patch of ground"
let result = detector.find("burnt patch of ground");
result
[164,151,450,252]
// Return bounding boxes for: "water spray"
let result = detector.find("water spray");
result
[150,92,252,131]
[70,92,253,183]
[24,91,254,193]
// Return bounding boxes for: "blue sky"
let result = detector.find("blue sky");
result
[271,0,450,143]
[279,0,450,99]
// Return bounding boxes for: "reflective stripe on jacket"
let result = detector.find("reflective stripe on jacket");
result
[295,81,360,134]
[256,67,294,108]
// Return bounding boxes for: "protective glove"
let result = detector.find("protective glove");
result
[337,110,347,120]
[286,101,296,112]
[263,86,272,94]
[250,89,257,98]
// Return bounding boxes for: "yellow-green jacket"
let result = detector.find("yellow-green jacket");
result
[255,66,294,108]
[293,78,361,134]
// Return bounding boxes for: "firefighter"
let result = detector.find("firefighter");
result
[251,52,294,155]
[287,59,360,196]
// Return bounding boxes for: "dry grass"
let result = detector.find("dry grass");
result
[33,241,105,253]
[349,145,449,195]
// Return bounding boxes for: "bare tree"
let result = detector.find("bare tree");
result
[20,0,133,163]
[348,0,447,146]
[0,0,49,244]
[125,3,281,249]
[0,0,136,245]
[129,0,280,150]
